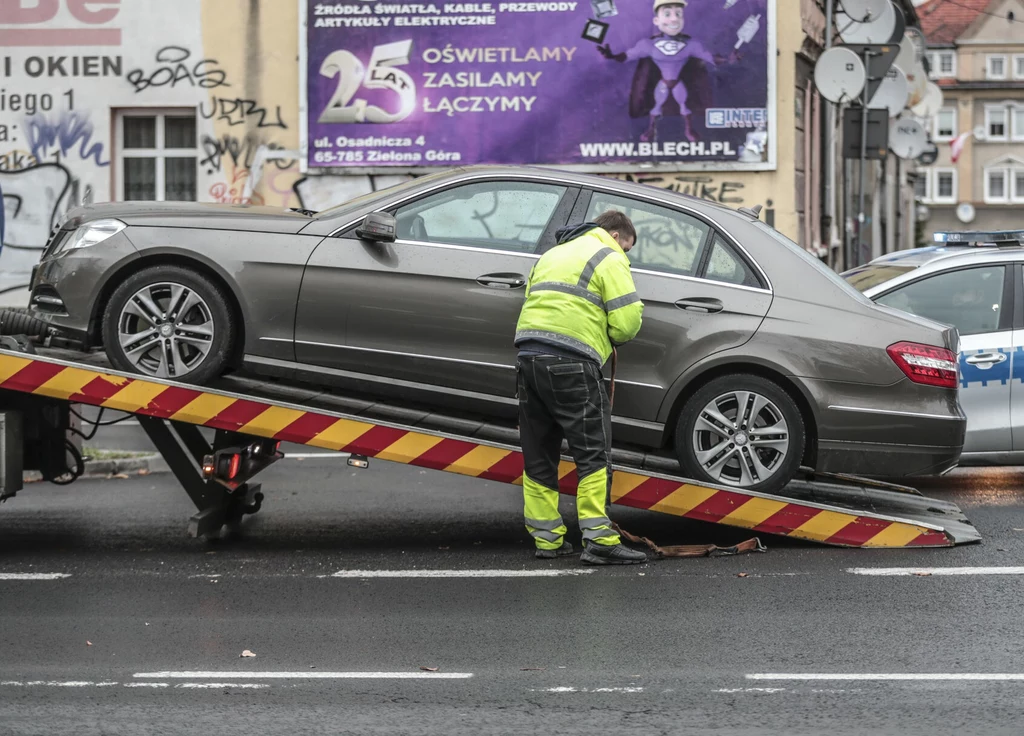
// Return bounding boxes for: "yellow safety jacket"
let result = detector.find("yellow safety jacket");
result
[515,226,643,364]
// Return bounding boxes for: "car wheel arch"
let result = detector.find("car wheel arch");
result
[89,252,248,369]
[658,357,820,469]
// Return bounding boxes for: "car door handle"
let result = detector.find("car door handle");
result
[477,273,526,289]
[675,297,724,313]
[965,352,1007,365]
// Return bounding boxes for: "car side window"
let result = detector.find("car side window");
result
[393,181,566,253]
[875,265,1006,336]
[702,234,761,288]
[585,192,710,277]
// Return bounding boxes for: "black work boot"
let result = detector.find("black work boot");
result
[581,542,647,566]
[535,541,574,559]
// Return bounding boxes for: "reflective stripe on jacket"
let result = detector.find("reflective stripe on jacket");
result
[514,226,643,365]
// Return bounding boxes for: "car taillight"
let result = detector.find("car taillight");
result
[886,341,959,389]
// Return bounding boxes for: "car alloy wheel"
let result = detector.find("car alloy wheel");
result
[117,282,215,379]
[691,389,790,488]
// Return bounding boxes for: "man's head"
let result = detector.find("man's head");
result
[595,210,637,252]
[653,0,686,35]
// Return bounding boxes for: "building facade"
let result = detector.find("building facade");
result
[0,0,894,300]
[917,0,1024,239]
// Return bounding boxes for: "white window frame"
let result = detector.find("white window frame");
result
[1013,168,1024,203]
[1015,54,1024,79]
[985,167,1010,204]
[986,105,1009,141]
[933,106,958,141]
[932,168,958,205]
[1013,106,1024,141]
[115,108,198,202]
[987,54,1008,80]
[929,50,956,79]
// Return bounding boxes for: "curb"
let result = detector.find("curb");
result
[23,453,170,482]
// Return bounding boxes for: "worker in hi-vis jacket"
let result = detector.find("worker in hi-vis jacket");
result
[513,210,647,566]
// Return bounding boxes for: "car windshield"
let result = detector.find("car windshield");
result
[313,177,426,218]
[751,221,871,303]
[842,263,918,292]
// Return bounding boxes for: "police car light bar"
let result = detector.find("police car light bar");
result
[934,230,1024,247]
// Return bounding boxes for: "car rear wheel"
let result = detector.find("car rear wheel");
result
[675,374,806,494]
[103,266,235,384]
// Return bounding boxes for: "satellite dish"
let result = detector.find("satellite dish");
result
[837,1,896,44]
[904,27,926,63]
[906,61,928,107]
[893,35,916,73]
[910,82,943,117]
[917,141,939,165]
[839,0,889,22]
[888,3,906,43]
[814,47,867,103]
[957,202,976,224]
[890,114,929,159]
[870,66,910,116]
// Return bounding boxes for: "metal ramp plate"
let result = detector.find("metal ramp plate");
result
[0,348,980,548]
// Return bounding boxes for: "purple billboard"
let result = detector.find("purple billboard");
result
[303,0,773,169]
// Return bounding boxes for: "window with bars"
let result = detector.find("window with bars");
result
[116,110,198,202]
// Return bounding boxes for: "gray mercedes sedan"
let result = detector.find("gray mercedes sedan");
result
[29,166,966,493]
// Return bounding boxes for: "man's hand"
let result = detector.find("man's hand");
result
[598,44,626,62]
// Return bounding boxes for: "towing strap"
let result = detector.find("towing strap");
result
[613,522,767,558]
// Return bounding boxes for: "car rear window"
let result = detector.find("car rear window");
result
[752,221,870,302]
[842,264,917,292]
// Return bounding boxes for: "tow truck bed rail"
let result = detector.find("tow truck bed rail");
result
[0,347,980,547]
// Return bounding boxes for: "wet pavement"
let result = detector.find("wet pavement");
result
[2,443,1024,735]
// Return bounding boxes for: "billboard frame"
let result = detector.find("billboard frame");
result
[297,0,777,175]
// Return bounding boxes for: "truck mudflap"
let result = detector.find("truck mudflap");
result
[0,347,980,547]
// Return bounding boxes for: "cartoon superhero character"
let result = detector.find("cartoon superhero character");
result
[599,0,738,142]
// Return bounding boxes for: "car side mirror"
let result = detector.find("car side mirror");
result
[355,212,396,243]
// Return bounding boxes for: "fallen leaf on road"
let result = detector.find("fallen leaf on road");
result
[914,573,932,577]
[110,473,129,480]
[419,666,439,672]
[240,650,256,658]
[86,641,92,646]
[737,572,749,578]
[138,469,151,476]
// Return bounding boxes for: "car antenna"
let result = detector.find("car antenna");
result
[737,204,762,220]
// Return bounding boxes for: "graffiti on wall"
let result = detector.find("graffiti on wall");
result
[606,172,749,205]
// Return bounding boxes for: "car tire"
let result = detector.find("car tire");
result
[675,374,806,494]
[103,265,235,384]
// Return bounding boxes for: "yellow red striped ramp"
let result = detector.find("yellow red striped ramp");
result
[0,349,966,548]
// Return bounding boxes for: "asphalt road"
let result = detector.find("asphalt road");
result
[3,440,1024,735]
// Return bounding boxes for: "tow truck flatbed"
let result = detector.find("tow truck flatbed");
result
[0,346,980,548]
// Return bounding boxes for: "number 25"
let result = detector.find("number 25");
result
[318,41,416,124]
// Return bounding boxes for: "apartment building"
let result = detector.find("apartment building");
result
[916,0,1024,238]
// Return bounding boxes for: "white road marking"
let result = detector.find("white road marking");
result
[134,671,474,679]
[848,567,1024,576]
[123,683,169,688]
[748,674,1024,681]
[325,569,594,578]
[0,573,71,580]
[175,683,269,689]
[540,686,644,693]
[283,452,350,459]
[714,687,787,693]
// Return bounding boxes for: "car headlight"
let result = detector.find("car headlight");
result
[55,219,126,255]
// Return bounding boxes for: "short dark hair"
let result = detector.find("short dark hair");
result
[594,210,636,243]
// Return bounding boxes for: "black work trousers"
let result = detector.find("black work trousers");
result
[516,355,619,548]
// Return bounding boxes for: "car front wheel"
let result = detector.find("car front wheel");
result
[675,374,806,494]
[103,265,235,384]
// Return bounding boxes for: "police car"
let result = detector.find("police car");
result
[844,230,1024,466]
